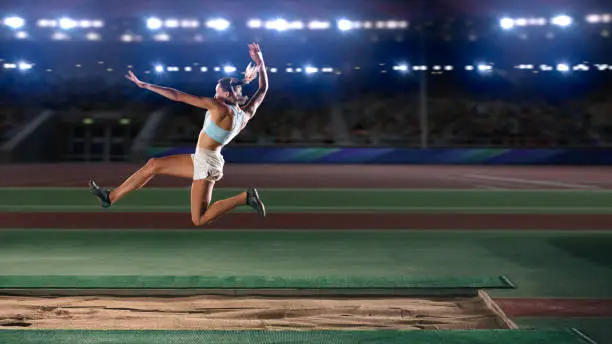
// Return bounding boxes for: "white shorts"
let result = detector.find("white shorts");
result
[191,148,225,182]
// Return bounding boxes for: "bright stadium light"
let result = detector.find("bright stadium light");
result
[200,67,208,72]
[515,18,527,26]
[266,18,289,31]
[270,68,278,73]
[4,63,17,69]
[153,33,170,41]
[305,66,318,74]
[308,20,330,30]
[478,64,492,71]
[154,65,164,73]
[289,21,304,29]
[223,65,237,73]
[15,31,28,39]
[465,65,474,71]
[393,65,409,71]
[59,18,77,29]
[165,19,179,28]
[147,17,162,30]
[247,19,262,28]
[586,14,601,23]
[86,32,101,41]
[18,61,33,70]
[286,67,294,73]
[121,34,133,42]
[444,65,453,71]
[500,17,514,29]
[322,67,333,73]
[3,16,25,29]
[557,63,570,72]
[337,19,353,31]
[206,18,230,31]
[552,15,572,27]
[92,20,104,28]
[52,32,69,40]
[80,20,92,28]
[167,66,179,72]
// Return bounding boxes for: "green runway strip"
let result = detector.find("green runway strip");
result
[0,275,513,289]
[0,329,594,344]
[1,188,612,213]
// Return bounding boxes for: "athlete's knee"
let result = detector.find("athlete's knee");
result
[144,157,162,174]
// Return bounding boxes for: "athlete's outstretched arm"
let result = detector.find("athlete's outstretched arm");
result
[125,70,217,110]
[242,43,268,117]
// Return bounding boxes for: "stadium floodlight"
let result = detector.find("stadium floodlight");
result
[337,19,353,31]
[247,19,262,28]
[586,14,601,23]
[165,19,179,28]
[286,67,294,73]
[305,66,318,74]
[200,67,208,72]
[322,67,333,73]
[393,65,409,71]
[59,18,77,29]
[266,18,289,31]
[92,20,104,28]
[214,67,221,72]
[3,16,25,29]
[223,65,237,73]
[500,17,514,29]
[206,18,230,31]
[121,34,133,42]
[444,65,453,71]
[465,65,474,71]
[52,32,69,40]
[15,31,28,39]
[3,63,17,69]
[295,68,303,72]
[185,67,192,72]
[308,21,330,30]
[167,66,179,72]
[478,64,492,71]
[18,61,32,70]
[270,68,278,73]
[80,20,92,28]
[515,18,527,26]
[154,65,164,73]
[181,20,199,28]
[552,15,572,27]
[398,21,408,28]
[147,17,163,30]
[603,14,611,23]
[289,21,304,29]
[86,32,101,41]
[153,33,170,41]
[557,63,570,71]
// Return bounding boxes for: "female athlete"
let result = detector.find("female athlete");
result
[89,43,268,226]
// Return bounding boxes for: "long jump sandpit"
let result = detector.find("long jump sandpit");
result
[0,291,515,330]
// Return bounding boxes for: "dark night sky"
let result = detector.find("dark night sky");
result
[0,0,608,18]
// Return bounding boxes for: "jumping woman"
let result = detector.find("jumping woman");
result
[89,43,267,226]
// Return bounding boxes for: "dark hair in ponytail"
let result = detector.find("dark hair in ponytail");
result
[218,77,253,105]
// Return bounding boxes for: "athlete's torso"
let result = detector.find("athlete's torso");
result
[197,104,247,151]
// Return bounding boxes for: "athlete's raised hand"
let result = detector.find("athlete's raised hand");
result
[248,43,264,67]
[125,70,147,88]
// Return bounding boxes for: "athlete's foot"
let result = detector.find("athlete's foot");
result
[246,188,266,217]
[89,180,111,208]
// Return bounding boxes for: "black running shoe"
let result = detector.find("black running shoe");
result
[89,180,111,208]
[246,188,266,217]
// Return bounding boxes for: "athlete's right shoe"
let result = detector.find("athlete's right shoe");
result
[246,188,266,218]
[89,180,111,208]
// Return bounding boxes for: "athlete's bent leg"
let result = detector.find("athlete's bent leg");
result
[89,154,193,207]
[190,179,249,226]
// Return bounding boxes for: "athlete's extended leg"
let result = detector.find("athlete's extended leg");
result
[90,154,193,207]
[190,181,266,227]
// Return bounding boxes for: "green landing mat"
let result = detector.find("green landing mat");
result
[0,329,595,344]
[0,275,514,290]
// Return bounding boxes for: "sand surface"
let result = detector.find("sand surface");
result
[0,294,510,330]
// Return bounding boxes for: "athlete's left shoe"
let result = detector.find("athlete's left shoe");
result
[246,188,266,218]
[89,180,111,208]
